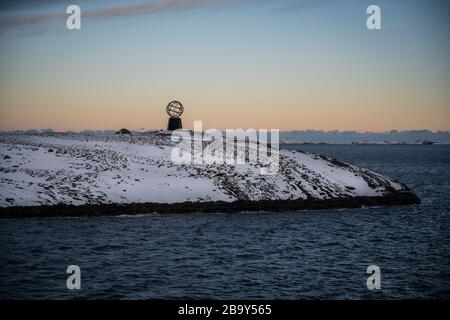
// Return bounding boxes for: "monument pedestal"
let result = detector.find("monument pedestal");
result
[167,117,183,131]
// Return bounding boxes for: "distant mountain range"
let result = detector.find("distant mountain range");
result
[280,130,450,144]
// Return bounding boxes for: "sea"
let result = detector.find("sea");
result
[1,144,449,299]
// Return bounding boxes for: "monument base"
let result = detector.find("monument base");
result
[167,117,183,131]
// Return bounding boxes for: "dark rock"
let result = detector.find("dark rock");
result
[115,128,131,135]
[0,191,421,219]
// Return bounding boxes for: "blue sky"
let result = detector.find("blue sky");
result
[0,0,449,131]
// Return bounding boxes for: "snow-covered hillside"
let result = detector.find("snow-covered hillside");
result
[0,133,408,208]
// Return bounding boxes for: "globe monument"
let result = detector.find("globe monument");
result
[166,101,184,131]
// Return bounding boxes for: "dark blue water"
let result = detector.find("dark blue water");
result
[1,145,449,299]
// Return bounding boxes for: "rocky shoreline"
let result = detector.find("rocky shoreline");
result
[0,191,420,219]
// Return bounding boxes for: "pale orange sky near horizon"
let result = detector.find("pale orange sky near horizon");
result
[0,0,449,132]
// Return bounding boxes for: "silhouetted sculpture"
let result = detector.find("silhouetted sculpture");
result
[166,101,184,131]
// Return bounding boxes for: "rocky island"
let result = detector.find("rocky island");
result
[0,132,420,219]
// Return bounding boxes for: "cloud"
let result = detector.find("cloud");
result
[0,0,243,30]
[1,0,349,35]
[0,1,64,11]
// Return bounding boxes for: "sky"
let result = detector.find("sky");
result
[0,0,449,132]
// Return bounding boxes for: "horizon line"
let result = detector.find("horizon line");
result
[1,128,450,134]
